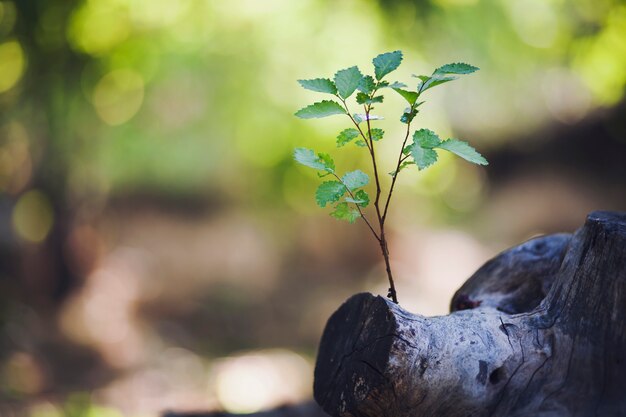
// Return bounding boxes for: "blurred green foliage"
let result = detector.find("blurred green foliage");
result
[0,0,624,213]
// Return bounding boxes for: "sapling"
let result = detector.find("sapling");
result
[294,51,487,304]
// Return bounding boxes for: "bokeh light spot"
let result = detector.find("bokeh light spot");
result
[12,190,54,243]
[85,406,125,417]
[0,40,25,93]
[67,0,130,55]
[506,0,559,49]
[213,349,312,414]
[129,0,191,28]
[573,6,626,105]
[28,402,62,417]
[1,352,44,395]
[0,121,32,194]
[92,69,144,126]
[433,0,478,6]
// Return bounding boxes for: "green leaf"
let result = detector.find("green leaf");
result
[419,74,457,92]
[373,50,403,80]
[316,181,346,207]
[294,148,335,172]
[334,66,363,99]
[342,170,369,190]
[356,92,368,104]
[355,139,367,147]
[400,108,418,124]
[345,189,370,207]
[413,129,441,148]
[408,143,438,170]
[389,160,415,176]
[414,63,477,93]
[297,78,337,94]
[369,128,384,141]
[358,94,383,105]
[407,129,443,169]
[388,81,407,88]
[318,153,336,171]
[295,100,346,119]
[435,62,479,75]
[356,92,383,105]
[358,75,376,94]
[436,138,488,165]
[331,202,361,223]
[393,88,418,105]
[336,128,360,147]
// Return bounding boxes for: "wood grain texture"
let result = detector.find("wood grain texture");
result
[450,233,571,314]
[314,211,626,417]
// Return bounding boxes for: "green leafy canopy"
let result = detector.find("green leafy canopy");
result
[293,50,488,303]
[293,52,487,227]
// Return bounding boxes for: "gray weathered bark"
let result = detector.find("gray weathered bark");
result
[314,211,626,417]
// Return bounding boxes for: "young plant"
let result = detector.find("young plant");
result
[294,51,487,304]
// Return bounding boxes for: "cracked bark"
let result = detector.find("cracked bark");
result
[313,211,626,417]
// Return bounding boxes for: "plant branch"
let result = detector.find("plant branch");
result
[339,97,372,153]
[364,97,398,304]
[382,112,413,223]
[332,173,381,241]
[382,84,425,223]
[364,105,383,222]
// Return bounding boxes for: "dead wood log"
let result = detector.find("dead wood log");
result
[313,211,626,417]
[450,233,571,314]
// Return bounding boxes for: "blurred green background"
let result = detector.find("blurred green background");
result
[1,0,625,415]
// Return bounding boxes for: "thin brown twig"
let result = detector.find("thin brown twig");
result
[363,99,398,303]
[332,173,380,241]
[382,83,426,223]
[382,114,413,223]
[339,98,372,153]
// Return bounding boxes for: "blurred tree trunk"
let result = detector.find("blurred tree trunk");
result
[5,0,87,308]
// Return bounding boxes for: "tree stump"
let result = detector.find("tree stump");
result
[313,211,626,417]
